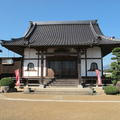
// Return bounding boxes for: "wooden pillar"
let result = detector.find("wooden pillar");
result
[101,48,103,77]
[101,47,103,87]
[37,50,40,83]
[41,52,44,85]
[26,79,28,86]
[78,52,81,85]
[21,56,24,77]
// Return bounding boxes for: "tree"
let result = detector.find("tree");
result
[105,47,120,85]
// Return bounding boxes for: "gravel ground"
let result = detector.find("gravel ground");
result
[2,92,120,101]
[0,92,120,120]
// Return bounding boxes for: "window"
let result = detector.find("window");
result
[27,63,35,71]
[2,59,13,64]
[88,62,99,71]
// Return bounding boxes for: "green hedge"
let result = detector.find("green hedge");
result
[104,86,119,95]
[0,77,15,88]
[112,80,117,85]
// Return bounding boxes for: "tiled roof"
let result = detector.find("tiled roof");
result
[1,20,120,47]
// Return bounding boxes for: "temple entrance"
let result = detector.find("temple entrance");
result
[47,60,78,78]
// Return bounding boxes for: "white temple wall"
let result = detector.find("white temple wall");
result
[87,47,101,58]
[87,59,102,76]
[23,48,46,77]
[23,47,102,78]
[39,59,46,77]
[23,60,38,77]
[24,48,38,58]
[81,59,85,76]
[85,46,102,77]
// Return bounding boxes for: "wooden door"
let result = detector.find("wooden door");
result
[48,60,77,78]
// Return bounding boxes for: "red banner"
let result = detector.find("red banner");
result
[15,69,20,86]
[95,70,102,85]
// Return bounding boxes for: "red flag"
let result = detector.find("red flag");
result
[15,69,20,86]
[95,70,102,85]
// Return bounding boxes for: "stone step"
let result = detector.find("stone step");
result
[53,81,78,83]
[31,88,97,95]
[45,82,78,85]
[55,79,78,81]
[35,88,90,90]
[44,79,79,87]
[50,83,78,85]
[49,85,78,87]
[45,80,78,82]
[32,91,91,95]
[46,86,78,88]
[49,84,78,86]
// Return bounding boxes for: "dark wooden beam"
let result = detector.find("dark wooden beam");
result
[101,48,103,77]
[78,52,81,85]
[85,49,87,77]
[38,50,40,78]
[36,52,78,55]
[21,57,24,78]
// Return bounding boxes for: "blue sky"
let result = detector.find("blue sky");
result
[0,0,120,66]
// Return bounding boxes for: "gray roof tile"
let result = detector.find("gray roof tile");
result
[1,20,120,47]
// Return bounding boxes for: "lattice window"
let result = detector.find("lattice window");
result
[2,59,13,64]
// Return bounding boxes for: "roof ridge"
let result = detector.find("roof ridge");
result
[90,22,119,42]
[23,22,33,37]
[90,21,99,39]
[31,19,98,25]
[99,35,120,41]
[24,24,36,39]
[9,23,37,42]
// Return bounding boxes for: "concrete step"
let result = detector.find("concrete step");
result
[53,80,78,82]
[31,88,97,95]
[32,91,91,95]
[46,82,78,85]
[52,84,79,86]
[55,79,78,81]
[45,80,78,82]
[46,86,78,88]
[50,84,78,86]
[51,81,78,83]
[44,79,79,88]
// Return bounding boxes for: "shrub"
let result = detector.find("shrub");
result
[0,77,15,88]
[105,74,112,78]
[105,47,120,83]
[112,80,117,85]
[104,86,119,95]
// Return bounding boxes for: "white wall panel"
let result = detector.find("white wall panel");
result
[23,60,38,77]
[39,60,46,77]
[39,60,41,76]
[24,48,38,58]
[87,59,102,76]
[43,60,46,76]
[87,47,101,58]
[81,54,85,58]
[81,59,85,76]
